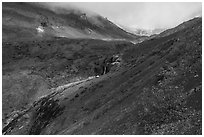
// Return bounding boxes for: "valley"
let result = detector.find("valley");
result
[2,2,202,135]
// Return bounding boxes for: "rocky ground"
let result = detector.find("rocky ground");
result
[2,17,202,135]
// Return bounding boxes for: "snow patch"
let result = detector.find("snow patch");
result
[36,26,44,33]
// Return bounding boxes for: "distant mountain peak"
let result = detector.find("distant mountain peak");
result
[118,25,166,36]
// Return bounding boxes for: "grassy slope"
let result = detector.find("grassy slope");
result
[51,18,202,135]
[2,38,134,128]
[2,18,201,135]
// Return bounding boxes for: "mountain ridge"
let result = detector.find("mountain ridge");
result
[2,2,143,42]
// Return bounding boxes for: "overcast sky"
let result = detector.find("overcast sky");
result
[47,2,202,30]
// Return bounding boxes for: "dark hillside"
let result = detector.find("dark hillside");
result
[2,17,202,135]
[2,2,143,42]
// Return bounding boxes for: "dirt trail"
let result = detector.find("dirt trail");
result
[2,75,103,135]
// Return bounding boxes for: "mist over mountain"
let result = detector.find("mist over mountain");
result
[2,2,202,135]
[59,2,201,30]
[119,26,165,36]
[3,2,142,42]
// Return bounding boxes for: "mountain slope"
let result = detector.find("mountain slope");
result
[2,17,202,135]
[2,2,142,42]
[2,37,135,126]
[151,17,201,38]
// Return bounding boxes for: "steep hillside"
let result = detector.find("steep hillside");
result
[2,17,202,135]
[2,2,142,42]
[2,37,135,126]
[151,17,201,38]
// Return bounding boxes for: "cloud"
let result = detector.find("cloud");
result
[43,2,202,29]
